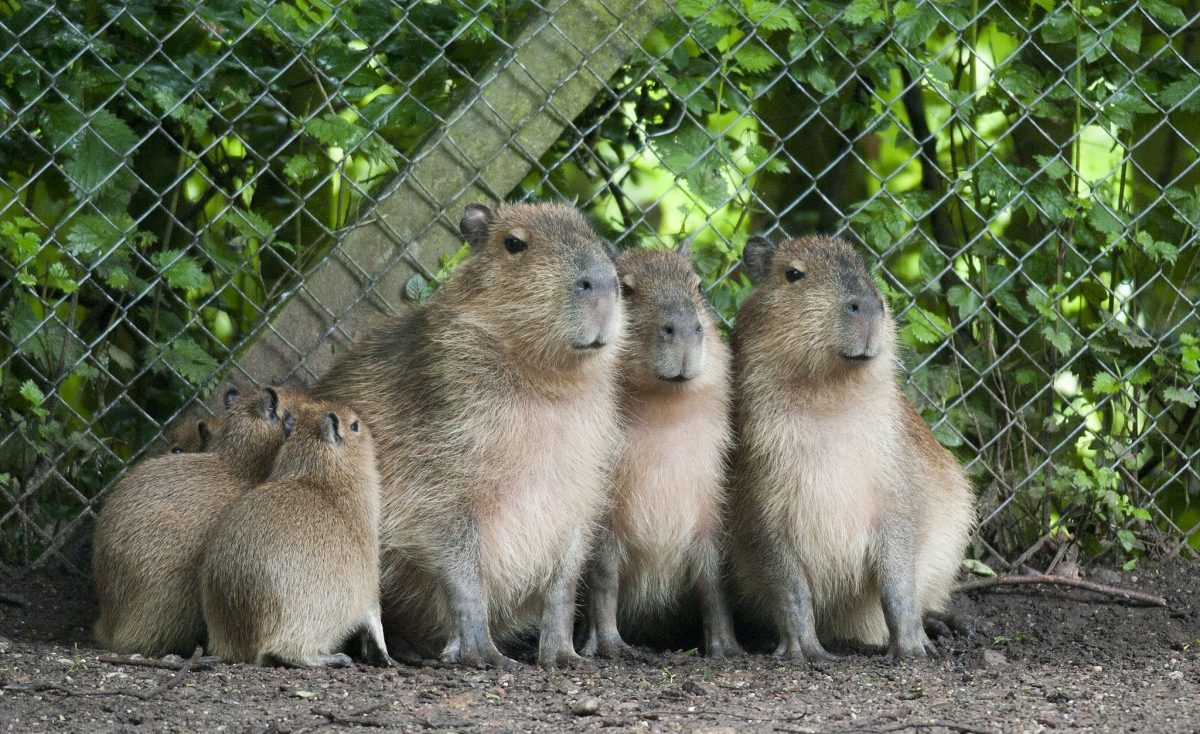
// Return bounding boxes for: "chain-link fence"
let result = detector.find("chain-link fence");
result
[2,0,1198,572]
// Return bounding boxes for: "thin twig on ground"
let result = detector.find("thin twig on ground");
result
[957,571,1167,607]
[97,653,221,672]
[311,701,394,729]
[834,721,999,734]
[5,646,203,702]
[0,591,27,607]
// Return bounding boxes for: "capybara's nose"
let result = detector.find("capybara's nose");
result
[574,263,616,297]
[661,315,703,346]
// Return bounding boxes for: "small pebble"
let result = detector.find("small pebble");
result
[572,697,601,716]
[1168,670,1184,680]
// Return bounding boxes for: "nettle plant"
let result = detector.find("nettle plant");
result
[0,0,532,561]
[531,0,1199,563]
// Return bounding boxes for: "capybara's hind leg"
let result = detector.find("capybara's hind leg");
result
[359,608,399,667]
[694,534,743,658]
[581,526,631,659]
[262,651,353,668]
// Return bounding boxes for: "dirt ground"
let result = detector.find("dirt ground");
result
[0,561,1195,733]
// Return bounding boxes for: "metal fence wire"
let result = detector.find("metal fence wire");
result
[1,0,1198,572]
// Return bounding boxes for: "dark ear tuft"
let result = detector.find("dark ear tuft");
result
[460,204,495,249]
[258,388,279,421]
[742,236,778,284]
[222,387,240,409]
[282,411,296,438]
[197,421,212,451]
[321,412,342,444]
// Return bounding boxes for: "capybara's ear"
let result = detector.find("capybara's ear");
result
[258,388,280,421]
[743,236,778,285]
[282,411,296,439]
[197,420,212,450]
[321,412,342,445]
[222,386,240,409]
[676,239,693,261]
[460,203,495,249]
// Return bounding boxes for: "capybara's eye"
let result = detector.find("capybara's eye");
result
[620,282,634,298]
[350,420,359,433]
[170,447,183,454]
[503,235,527,254]
[786,268,805,283]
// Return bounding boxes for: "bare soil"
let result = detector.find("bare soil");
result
[0,561,1196,733]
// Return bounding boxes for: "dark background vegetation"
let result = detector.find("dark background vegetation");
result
[1,0,1197,571]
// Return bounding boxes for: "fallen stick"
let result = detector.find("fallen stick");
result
[5,646,203,701]
[312,702,394,728]
[957,571,1167,607]
[835,722,999,734]
[0,592,27,607]
[97,652,221,672]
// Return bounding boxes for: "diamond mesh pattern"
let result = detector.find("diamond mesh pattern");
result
[1,0,1196,571]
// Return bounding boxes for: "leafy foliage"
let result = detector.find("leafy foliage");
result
[531,0,1200,564]
[1,0,1197,568]
[0,0,531,562]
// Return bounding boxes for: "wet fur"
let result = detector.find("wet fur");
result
[314,202,624,666]
[584,249,738,656]
[730,235,975,654]
[201,402,387,667]
[91,388,303,656]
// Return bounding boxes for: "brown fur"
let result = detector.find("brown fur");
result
[582,248,740,657]
[729,235,975,659]
[91,387,305,656]
[314,202,625,667]
[201,401,390,667]
[153,387,241,456]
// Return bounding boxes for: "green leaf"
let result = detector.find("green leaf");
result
[1143,0,1187,26]
[305,114,365,149]
[1116,528,1137,552]
[677,0,721,21]
[1092,373,1121,395]
[152,251,209,291]
[1041,7,1077,43]
[283,154,320,185]
[732,43,780,74]
[1108,17,1142,53]
[651,127,730,209]
[19,379,45,407]
[843,0,883,25]
[63,110,138,201]
[962,558,996,577]
[1,218,43,262]
[904,306,952,344]
[65,214,138,258]
[155,338,220,384]
[744,0,800,31]
[1135,231,1179,264]
[894,3,941,47]
[1164,386,1198,408]
[946,285,981,321]
[404,272,430,303]
[1033,154,1070,181]
[1042,324,1073,356]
